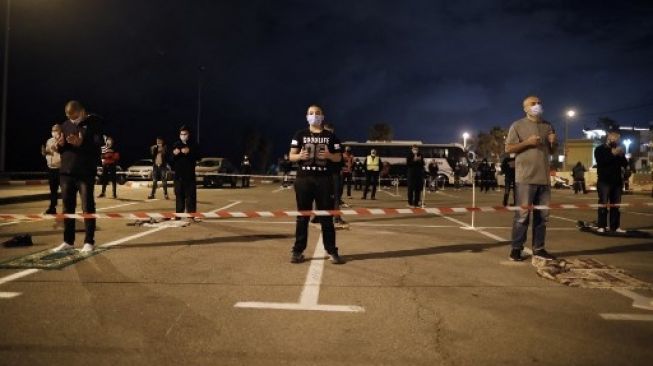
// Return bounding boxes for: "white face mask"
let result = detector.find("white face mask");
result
[412,149,418,154]
[529,104,543,117]
[180,135,189,142]
[51,132,60,138]
[306,114,324,126]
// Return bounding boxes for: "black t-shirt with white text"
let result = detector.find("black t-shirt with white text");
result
[290,128,341,176]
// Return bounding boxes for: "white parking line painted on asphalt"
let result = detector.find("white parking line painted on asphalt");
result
[234,234,365,313]
[0,292,21,299]
[272,186,289,193]
[0,269,40,286]
[0,221,19,227]
[550,215,579,223]
[600,313,653,321]
[624,211,653,217]
[209,201,242,213]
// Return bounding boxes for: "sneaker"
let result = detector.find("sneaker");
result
[192,217,203,223]
[596,227,606,233]
[329,253,345,265]
[533,249,556,261]
[51,243,74,253]
[147,195,155,199]
[341,203,351,208]
[164,195,169,200]
[80,243,95,254]
[509,249,523,261]
[291,252,305,264]
[614,228,627,233]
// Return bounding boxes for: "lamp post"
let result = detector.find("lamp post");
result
[0,0,11,172]
[564,109,576,170]
[623,139,632,155]
[462,132,470,150]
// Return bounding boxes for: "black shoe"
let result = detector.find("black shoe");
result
[329,253,345,265]
[164,195,169,200]
[44,208,56,215]
[533,249,556,261]
[509,249,523,261]
[3,234,33,248]
[97,193,105,198]
[291,252,305,264]
[147,195,155,199]
[361,196,367,200]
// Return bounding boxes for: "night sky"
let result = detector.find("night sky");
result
[1,0,652,171]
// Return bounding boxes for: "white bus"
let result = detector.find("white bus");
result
[342,140,473,185]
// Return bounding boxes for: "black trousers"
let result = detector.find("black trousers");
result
[47,168,60,211]
[174,178,197,213]
[241,175,251,187]
[573,179,587,194]
[353,172,363,190]
[503,179,516,206]
[341,172,352,197]
[363,171,379,198]
[151,165,169,196]
[60,174,96,245]
[407,174,424,206]
[100,164,117,196]
[292,175,337,255]
[597,181,622,230]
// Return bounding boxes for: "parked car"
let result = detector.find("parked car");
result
[125,159,154,180]
[95,165,127,185]
[196,157,238,188]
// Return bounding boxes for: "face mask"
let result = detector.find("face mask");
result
[306,114,324,126]
[529,104,543,116]
[412,149,418,154]
[608,141,617,148]
[180,135,188,142]
[51,132,60,138]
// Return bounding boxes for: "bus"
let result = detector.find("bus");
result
[342,140,473,185]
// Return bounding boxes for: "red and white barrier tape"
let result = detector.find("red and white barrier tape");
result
[1,202,651,220]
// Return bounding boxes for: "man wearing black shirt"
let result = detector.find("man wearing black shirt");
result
[51,101,104,254]
[594,130,628,233]
[406,145,425,207]
[171,126,201,217]
[289,105,344,264]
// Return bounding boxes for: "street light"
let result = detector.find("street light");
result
[623,139,632,155]
[564,109,576,170]
[462,132,470,150]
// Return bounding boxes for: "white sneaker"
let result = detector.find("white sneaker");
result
[614,228,627,233]
[80,243,95,253]
[596,227,606,233]
[51,243,74,253]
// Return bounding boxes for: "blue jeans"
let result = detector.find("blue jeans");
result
[511,183,550,251]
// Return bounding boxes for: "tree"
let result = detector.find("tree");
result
[368,123,394,141]
[475,126,507,162]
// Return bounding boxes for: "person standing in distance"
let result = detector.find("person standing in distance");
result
[594,129,628,233]
[362,149,381,200]
[406,144,425,207]
[41,124,62,214]
[505,95,557,261]
[172,126,201,220]
[289,105,344,264]
[98,136,120,199]
[51,101,104,254]
[149,137,170,200]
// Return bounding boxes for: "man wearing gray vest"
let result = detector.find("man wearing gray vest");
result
[505,95,557,262]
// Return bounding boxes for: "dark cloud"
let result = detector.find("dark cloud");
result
[1,0,652,170]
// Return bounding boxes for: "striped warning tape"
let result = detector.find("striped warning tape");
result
[1,202,651,220]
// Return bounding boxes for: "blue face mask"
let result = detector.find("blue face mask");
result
[306,114,324,126]
[529,104,543,116]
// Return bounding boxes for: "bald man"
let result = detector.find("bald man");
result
[505,95,557,262]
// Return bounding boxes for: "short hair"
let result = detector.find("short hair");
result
[179,125,190,133]
[65,100,84,112]
[51,123,62,131]
[156,136,164,141]
[307,104,324,113]
[522,95,540,107]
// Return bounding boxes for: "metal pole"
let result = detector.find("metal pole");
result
[0,0,11,172]
[562,118,569,171]
[421,177,426,208]
[196,66,204,145]
[471,168,476,228]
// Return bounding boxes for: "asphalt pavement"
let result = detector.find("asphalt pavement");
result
[0,182,652,365]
